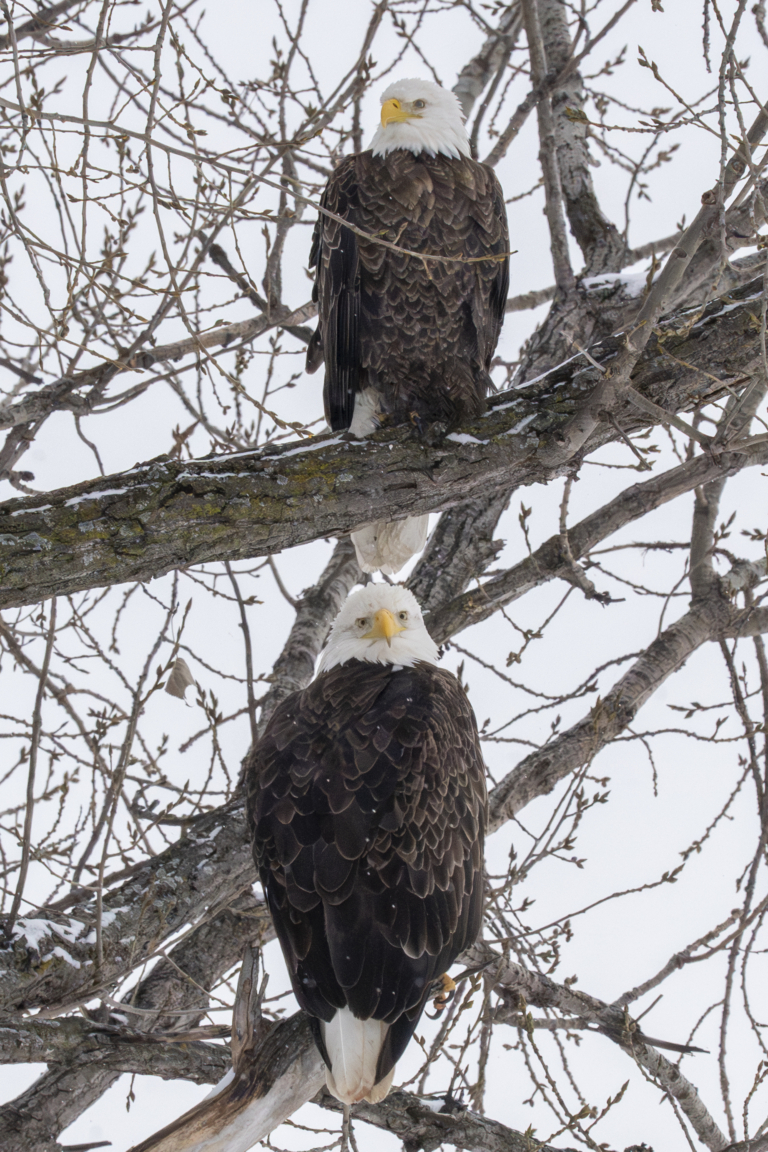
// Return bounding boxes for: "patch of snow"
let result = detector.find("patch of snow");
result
[446,432,484,445]
[692,294,762,327]
[64,488,132,507]
[487,354,583,405]
[82,905,128,943]
[205,1066,235,1100]
[9,504,52,516]
[274,435,344,459]
[506,413,538,436]
[44,946,82,969]
[175,435,343,478]
[417,1097,445,1113]
[102,906,128,925]
[175,470,243,482]
[15,916,85,949]
[582,270,650,298]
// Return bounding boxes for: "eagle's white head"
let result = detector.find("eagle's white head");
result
[318,584,439,672]
[369,78,470,160]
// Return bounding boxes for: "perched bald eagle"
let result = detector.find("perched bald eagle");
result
[247,585,487,1104]
[307,78,509,575]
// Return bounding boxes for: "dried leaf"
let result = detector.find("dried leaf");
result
[564,106,589,124]
[165,657,196,701]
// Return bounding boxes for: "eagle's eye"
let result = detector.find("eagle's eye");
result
[356,616,370,630]
[398,610,409,623]
[412,99,426,110]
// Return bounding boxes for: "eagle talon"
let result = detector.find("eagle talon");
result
[426,973,457,1018]
[408,409,426,436]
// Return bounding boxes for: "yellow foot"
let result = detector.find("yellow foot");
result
[408,410,426,435]
[427,973,457,1018]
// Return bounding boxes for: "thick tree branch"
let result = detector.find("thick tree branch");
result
[453,4,522,120]
[472,943,729,1151]
[125,942,726,1152]
[537,0,625,273]
[487,573,761,833]
[534,104,768,467]
[426,438,768,642]
[0,280,762,610]
[0,1014,229,1080]
[522,0,576,294]
[0,893,265,1152]
[317,1087,575,1152]
[408,488,513,613]
[127,1011,324,1152]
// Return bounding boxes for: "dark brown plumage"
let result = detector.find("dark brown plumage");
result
[246,658,487,1090]
[306,149,509,431]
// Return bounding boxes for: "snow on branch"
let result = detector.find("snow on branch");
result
[0,280,764,611]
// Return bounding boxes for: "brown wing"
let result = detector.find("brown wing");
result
[484,167,510,366]
[246,660,487,1080]
[307,150,509,430]
[306,155,362,430]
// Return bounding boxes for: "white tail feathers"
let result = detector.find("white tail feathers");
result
[351,515,429,576]
[346,389,429,575]
[321,1008,395,1105]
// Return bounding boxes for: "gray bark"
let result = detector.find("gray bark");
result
[253,539,361,740]
[489,589,736,831]
[0,894,264,1151]
[317,1086,577,1152]
[0,279,763,610]
[0,1014,229,1076]
[426,439,768,642]
[537,0,625,274]
[476,942,729,1152]
[120,941,728,1152]
[408,487,513,614]
[453,4,523,120]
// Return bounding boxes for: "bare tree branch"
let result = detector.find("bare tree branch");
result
[1,280,762,610]
[426,438,768,642]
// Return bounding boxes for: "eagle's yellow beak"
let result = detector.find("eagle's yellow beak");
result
[380,98,411,127]
[362,608,405,646]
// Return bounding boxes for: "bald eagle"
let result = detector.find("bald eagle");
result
[307,78,509,575]
[246,585,487,1104]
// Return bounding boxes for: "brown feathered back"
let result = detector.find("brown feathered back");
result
[246,659,487,1084]
[306,150,509,431]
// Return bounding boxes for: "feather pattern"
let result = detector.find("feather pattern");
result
[307,148,509,432]
[246,658,487,1102]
